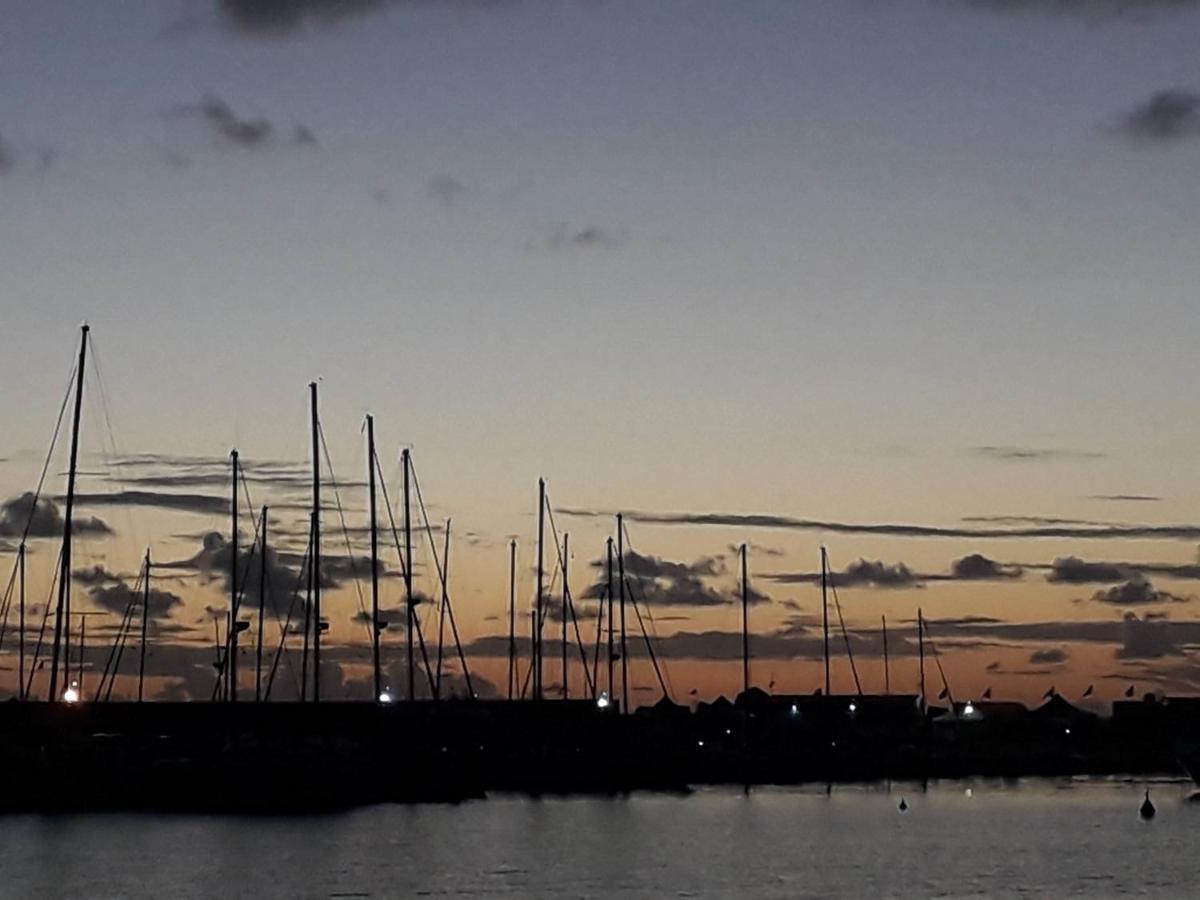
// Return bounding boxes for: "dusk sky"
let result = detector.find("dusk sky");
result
[2,0,1199,705]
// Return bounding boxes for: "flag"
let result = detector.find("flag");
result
[1043,686,1056,699]
[937,687,949,700]
[769,679,776,691]
[1125,684,1136,698]
[689,688,698,696]
[1082,684,1094,698]
[982,687,992,700]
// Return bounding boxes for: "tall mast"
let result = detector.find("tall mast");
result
[606,536,614,700]
[300,511,313,702]
[535,478,545,702]
[310,382,321,703]
[402,447,413,702]
[561,532,569,701]
[507,539,516,701]
[882,615,890,695]
[820,545,830,697]
[617,514,628,714]
[741,543,749,698]
[917,607,926,710]
[255,507,268,702]
[17,543,25,701]
[367,416,381,702]
[49,323,88,703]
[77,614,86,697]
[138,549,151,702]
[435,519,451,698]
[229,449,239,702]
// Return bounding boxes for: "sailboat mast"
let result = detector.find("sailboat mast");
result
[402,447,413,702]
[617,514,628,713]
[138,549,150,701]
[882,615,890,695]
[606,536,614,700]
[229,449,239,702]
[310,382,321,703]
[255,506,268,702]
[507,539,516,701]
[918,607,926,709]
[367,416,381,702]
[49,323,88,703]
[562,532,569,701]
[435,519,451,698]
[820,545,830,697]
[535,478,545,702]
[17,542,25,701]
[741,543,749,697]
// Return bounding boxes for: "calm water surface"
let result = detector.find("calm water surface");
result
[3,778,1197,898]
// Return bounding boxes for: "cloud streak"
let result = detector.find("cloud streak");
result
[556,507,1200,541]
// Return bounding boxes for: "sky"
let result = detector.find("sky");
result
[1,0,1199,706]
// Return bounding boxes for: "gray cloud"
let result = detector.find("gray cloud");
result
[547,223,624,250]
[1090,494,1161,502]
[1113,89,1200,142]
[951,553,1024,580]
[955,0,1200,17]
[88,579,184,620]
[1117,611,1182,659]
[164,96,318,152]
[72,564,124,587]
[0,492,112,539]
[215,0,518,36]
[427,174,465,205]
[578,549,759,608]
[969,445,1107,462]
[1047,555,1130,584]
[0,134,14,174]
[70,490,229,516]
[1090,576,1191,606]
[556,507,1200,541]
[1029,647,1069,664]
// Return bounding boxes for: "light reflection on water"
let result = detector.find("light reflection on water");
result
[2,777,1196,898]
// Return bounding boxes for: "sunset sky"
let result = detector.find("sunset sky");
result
[2,0,1199,706]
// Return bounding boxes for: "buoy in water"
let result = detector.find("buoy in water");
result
[898,798,908,813]
[1140,789,1156,820]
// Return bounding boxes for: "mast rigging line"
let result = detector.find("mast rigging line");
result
[615,521,676,702]
[543,502,596,698]
[408,455,474,698]
[0,359,76,666]
[265,517,316,701]
[920,615,956,708]
[825,559,863,695]
[374,452,437,699]
[317,422,373,648]
[24,544,64,699]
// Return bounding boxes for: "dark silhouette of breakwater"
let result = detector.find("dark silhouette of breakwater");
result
[2,690,1195,812]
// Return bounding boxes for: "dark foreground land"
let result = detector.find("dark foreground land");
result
[2,691,1196,812]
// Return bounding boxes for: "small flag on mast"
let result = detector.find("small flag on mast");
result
[1043,686,1056,699]
[1125,684,1136,698]
[1082,684,1094,698]
[982,687,992,700]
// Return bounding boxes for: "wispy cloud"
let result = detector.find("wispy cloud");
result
[164,95,317,152]
[547,223,624,250]
[1090,494,1161,503]
[557,507,1200,541]
[969,445,1107,463]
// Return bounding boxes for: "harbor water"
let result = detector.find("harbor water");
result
[2,778,1195,897]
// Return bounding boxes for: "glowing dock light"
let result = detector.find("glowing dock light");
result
[848,701,857,715]
[63,682,80,705]
[963,702,975,717]
[596,692,611,710]
[378,690,393,704]
[790,704,799,716]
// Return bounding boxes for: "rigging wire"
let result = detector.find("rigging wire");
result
[825,554,863,695]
